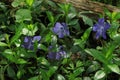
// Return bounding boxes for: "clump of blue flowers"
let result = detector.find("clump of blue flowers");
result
[22,36,41,50]
[47,46,67,60]
[93,18,110,39]
[52,22,70,38]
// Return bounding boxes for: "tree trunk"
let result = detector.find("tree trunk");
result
[52,0,120,14]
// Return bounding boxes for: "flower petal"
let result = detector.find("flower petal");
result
[105,22,110,30]
[24,36,32,42]
[56,52,61,60]
[47,52,56,59]
[98,18,105,24]
[93,24,98,31]
[53,22,63,33]
[96,32,101,39]
[33,36,41,42]
[58,31,64,38]
[102,32,107,39]
[53,22,70,38]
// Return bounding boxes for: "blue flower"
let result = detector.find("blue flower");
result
[47,46,67,60]
[22,36,41,50]
[52,22,70,38]
[93,18,110,39]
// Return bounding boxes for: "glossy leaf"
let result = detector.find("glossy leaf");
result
[81,27,92,41]
[46,11,54,23]
[16,59,27,64]
[82,16,93,26]
[10,24,23,44]
[85,49,107,64]
[26,0,34,6]
[47,66,58,77]
[3,49,17,62]
[15,9,32,22]
[108,64,120,74]
[11,0,25,7]
[0,42,7,46]
[56,74,65,80]
[94,70,106,80]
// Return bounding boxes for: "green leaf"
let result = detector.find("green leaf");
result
[17,70,25,79]
[10,24,23,44]
[16,59,27,64]
[0,2,7,12]
[68,19,78,25]
[105,43,116,60]
[0,42,8,46]
[38,44,48,51]
[47,66,58,77]
[15,9,32,22]
[46,11,54,23]
[40,69,49,80]
[76,61,83,67]
[83,77,91,80]
[7,66,16,78]
[108,22,119,38]
[3,49,17,62]
[81,16,93,26]
[81,27,92,41]
[74,39,85,49]
[58,3,71,15]
[73,67,84,77]
[86,64,100,73]
[45,31,52,43]
[37,57,50,66]
[68,13,76,19]
[104,8,112,19]
[74,27,92,49]
[107,64,120,74]
[47,0,57,8]
[113,34,120,45]
[85,49,107,64]
[26,0,34,6]
[69,73,75,80]
[56,74,65,80]
[11,0,24,7]
[94,70,106,80]
[114,12,120,20]
[28,76,39,80]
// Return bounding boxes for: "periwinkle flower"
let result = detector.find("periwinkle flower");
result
[22,36,41,50]
[53,22,70,38]
[47,46,67,60]
[93,18,110,39]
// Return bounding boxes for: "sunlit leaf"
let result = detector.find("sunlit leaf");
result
[28,76,39,80]
[10,24,23,44]
[11,0,25,7]
[26,0,34,6]
[108,64,120,74]
[0,42,7,46]
[38,44,47,51]
[15,9,32,22]
[56,74,65,80]
[47,66,58,77]
[16,59,27,64]
[3,49,17,62]
[81,27,92,41]
[85,49,107,64]
[81,16,93,26]
[94,70,106,80]
[46,11,54,23]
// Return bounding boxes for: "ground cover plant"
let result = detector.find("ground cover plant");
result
[0,0,120,80]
